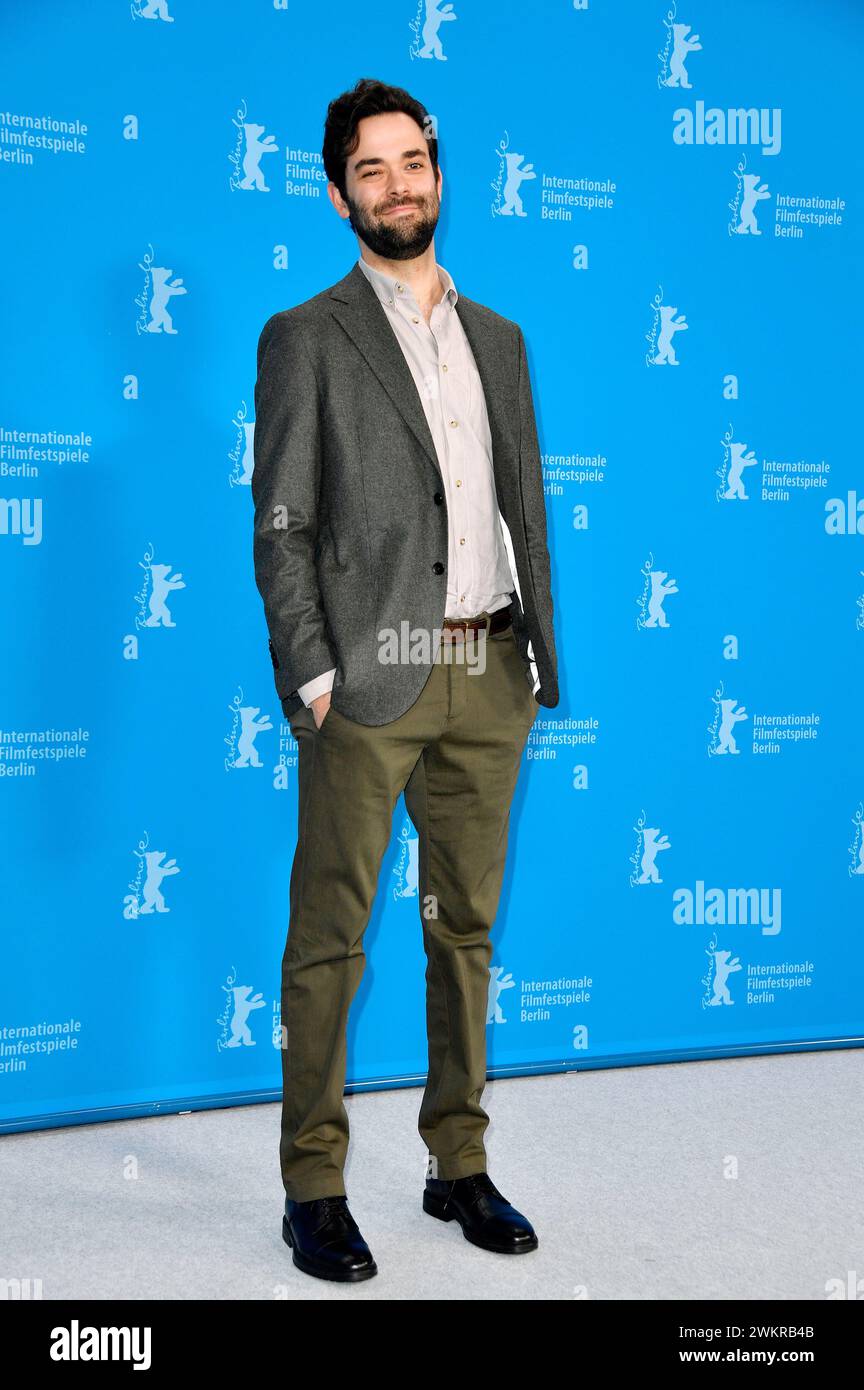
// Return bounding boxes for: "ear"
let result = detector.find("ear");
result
[326,181,352,223]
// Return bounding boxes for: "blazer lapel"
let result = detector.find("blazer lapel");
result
[328,261,520,507]
[328,263,442,483]
[453,294,521,511]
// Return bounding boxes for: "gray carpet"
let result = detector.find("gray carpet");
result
[3,1048,861,1300]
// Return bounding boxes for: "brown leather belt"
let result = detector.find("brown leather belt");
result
[440,602,512,641]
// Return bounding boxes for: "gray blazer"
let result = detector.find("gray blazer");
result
[252,260,559,726]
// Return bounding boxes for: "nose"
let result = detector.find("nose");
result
[382,171,411,204]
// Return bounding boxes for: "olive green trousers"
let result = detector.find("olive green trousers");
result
[280,619,538,1201]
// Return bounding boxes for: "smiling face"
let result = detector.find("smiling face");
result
[329,110,443,261]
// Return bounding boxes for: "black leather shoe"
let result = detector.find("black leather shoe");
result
[282,1195,377,1281]
[423,1172,539,1254]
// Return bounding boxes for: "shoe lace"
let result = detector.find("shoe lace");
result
[313,1195,355,1232]
[317,1195,347,1215]
[459,1173,505,1207]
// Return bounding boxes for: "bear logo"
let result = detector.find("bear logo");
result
[145,266,187,334]
[234,705,273,767]
[716,698,748,754]
[723,441,759,500]
[417,0,457,62]
[239,123,278,192]
[653,304,688,365]
[664,23,702,88]
[708,949,742,1005]
[144,563,185,627]
[139,850,180,914]
[138,0,174,19]
[238,421,255,484]
[500,152,536,218]
[637,827,672,884]
[645,570,678,628]
[486,965,516,1024]
[225,985,266,1046]
[735,173,771,236]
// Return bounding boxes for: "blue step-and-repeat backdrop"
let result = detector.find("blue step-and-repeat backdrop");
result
[2,1,862,1133]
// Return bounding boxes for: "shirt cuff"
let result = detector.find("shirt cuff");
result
[297,668,336,706]
[526,640,540,696]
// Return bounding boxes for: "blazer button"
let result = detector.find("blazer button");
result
[433,492,444,505]
[432,561,445,575]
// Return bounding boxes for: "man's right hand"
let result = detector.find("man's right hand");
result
[310,691,332,730]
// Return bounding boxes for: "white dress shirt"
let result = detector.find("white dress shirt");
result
[297,255,538,705]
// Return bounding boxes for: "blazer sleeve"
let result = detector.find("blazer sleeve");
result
[515,325,557,663]
[252,312,337,698]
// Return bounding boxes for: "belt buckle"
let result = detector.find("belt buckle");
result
[460,613,491,643]
[444,614,490,641]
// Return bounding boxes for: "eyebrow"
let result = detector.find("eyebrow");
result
[352,147,429,172]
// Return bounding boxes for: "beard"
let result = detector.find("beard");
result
[344,187,440,261]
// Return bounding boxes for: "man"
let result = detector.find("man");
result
[252,78,558,1283]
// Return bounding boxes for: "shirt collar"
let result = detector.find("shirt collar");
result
[357,255,458,311]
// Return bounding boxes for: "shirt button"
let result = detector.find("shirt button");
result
[459,537,466,546]
[449,419,458,427]
[412,316,419,323]
[455,479,462,487]
[441,364,448,372]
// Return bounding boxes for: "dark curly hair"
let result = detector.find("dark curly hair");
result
[322,77,439,201]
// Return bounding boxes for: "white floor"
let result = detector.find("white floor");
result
[4,1047,861,1300]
